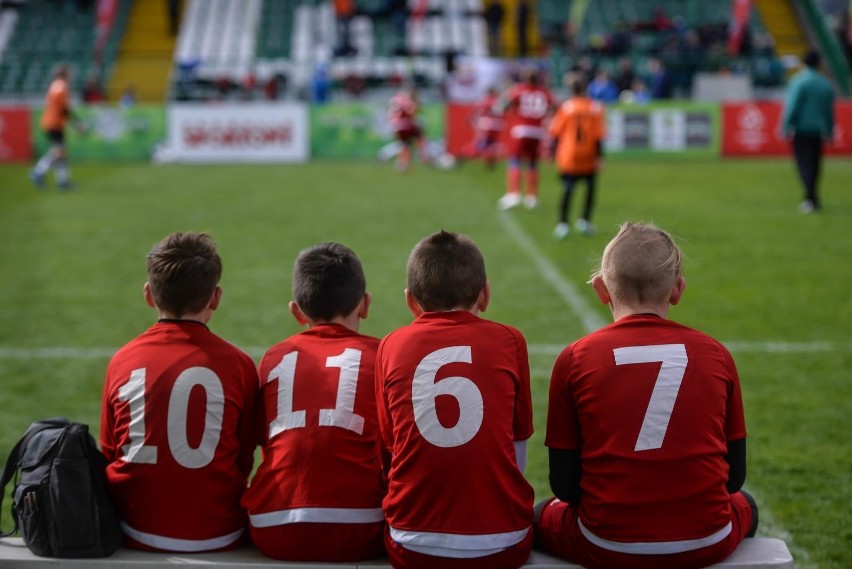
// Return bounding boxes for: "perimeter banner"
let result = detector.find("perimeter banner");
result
[31,105,165,161]
[446,102,720,158]
[0,106,31,162]
[722,101,852,156]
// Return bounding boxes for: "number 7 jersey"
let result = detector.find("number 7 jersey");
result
[376,311,534,554]
[545,314,747,544]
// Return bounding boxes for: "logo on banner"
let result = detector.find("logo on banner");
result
[735,105,769,150]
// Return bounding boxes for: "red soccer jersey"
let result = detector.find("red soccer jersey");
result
[242,324,385,526]
[376,311,534,555]
[100,320,259,552]
[473,93,505,134]
[389,92,419,133]
[545,314,747,545]
[503,82,556,140]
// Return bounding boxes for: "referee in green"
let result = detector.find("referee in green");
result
[780,50,836,214]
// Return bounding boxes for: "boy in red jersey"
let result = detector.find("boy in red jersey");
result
[242,242,385,561]
[535,222,758,569]
[495,67,556,210]
[549,75,606,239]
[376,230,535,569]
[469,86,505,169]
[100,232,259,552]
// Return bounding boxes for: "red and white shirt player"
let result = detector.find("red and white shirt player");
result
[502,80,556,162]
[242,324,385,561]
[388,90,423,143]
[100,320,259,552]
[544,314,748,564]
[376,311,535,562]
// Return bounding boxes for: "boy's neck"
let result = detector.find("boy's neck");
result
[610,303,670,321]
[306,313,361,332]
[156,309,212,324]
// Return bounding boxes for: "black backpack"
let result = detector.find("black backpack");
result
[0,417,121,557]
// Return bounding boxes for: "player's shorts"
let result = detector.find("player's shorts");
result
[507,136,541,163]
[45,129,65,146]
[535,492,756,569]
[251,521,384,562]
[395,126,423,144]
[384,524,533,569]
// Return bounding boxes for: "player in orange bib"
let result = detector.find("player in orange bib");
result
[30,65,78,190]
[548,75,606,239]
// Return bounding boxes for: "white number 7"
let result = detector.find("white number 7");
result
[614,344,688,452]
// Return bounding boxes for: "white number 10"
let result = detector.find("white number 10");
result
[613,344,688,452]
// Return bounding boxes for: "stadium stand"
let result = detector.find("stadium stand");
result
[0,0,130,100]
[0,536,795,568]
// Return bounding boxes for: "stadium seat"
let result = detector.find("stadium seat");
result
[0,537,796,568]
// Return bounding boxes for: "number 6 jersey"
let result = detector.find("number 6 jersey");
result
[100,320,259,552]
[376,311,534,558]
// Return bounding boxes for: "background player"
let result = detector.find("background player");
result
[29,64,81,190]
[495,67,556,210]
[468,85,505,169]
[242,242,385,562]
[535,222,758,569]
[549,74,606,239]
[100,232,259,552]
[388,86,430,172]
[376,230,534,569]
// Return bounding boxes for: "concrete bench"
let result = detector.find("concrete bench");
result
[0,537,793,568]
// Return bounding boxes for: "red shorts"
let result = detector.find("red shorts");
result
[507,136,542,163]
[384,525,533,569]
[395,126,423,144]
[535,492,755,569]
[251,521,384,562]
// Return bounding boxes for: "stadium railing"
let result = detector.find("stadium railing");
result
[0,536,795,568]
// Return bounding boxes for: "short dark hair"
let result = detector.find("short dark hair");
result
[803,50,821,68]
[146,232,222,317]
[407,230,486,312]
[292,242,366,321]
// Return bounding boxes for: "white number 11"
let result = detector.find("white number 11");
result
[614,344,688,452]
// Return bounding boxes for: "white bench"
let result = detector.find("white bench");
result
[0,537,793,568]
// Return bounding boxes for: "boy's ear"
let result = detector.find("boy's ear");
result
[208,286,222,311]
[591,276,611,305]
[476,281,491,313]
[669,276,686,306]
[405,289,424,317]
[289,301,311,326]
[358,293,371,320]
[143,282,156,308]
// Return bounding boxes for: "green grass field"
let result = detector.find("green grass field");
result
[1,157,850,567]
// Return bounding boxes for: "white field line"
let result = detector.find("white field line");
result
[1,341,849,361]
[497,211,607,333]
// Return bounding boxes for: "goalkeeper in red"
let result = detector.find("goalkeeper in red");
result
[535,222,758,569]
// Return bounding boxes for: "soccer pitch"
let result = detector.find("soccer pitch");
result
[1,157,850,567]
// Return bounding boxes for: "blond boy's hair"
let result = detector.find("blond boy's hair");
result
[592,222,683,305]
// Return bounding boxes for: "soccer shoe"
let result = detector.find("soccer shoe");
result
[575,218,596,236]
[798,200,815,214]
[553,222,570,240]
[29,169,45,190]
[497,193,522,210]
[523,195,538,209]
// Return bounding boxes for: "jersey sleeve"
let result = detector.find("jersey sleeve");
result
[100,361,118,460]
[235,352,260,477]
[374,337,394,456]
[723,349,747,441]
[511,328,534,441]
[545,345,582,450]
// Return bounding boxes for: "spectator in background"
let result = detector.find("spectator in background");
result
[516,0,530,57]
[166,0,180,36]
[614,57,635,94]
[780,49,835,214]
[334,0,357,57]
[119,85,137,108]
[587,70,619,103]
[648,57,673,99]
[626,78,651,104]
[82,73,106,103]
[484,0,505,56]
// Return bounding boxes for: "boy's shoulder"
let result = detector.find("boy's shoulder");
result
[571,315,729,354]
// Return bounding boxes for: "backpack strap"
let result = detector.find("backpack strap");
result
[0,418,70,537]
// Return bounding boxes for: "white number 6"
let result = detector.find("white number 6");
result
[614,344,688,452]
[412,346,484,448]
